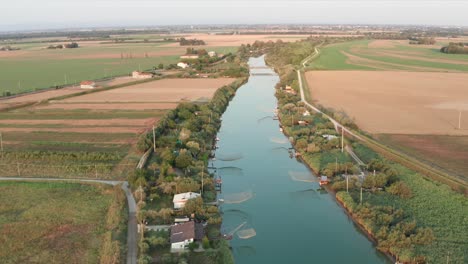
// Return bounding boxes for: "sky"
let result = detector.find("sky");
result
[2,0,468,31]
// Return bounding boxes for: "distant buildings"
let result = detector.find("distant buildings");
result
[173,192,201,209]
[322,134,338,141]
[177,62,189,69]
[132,71,153,79]
[80,81,96,89]
[180,55,199,59]
[208,51,217,57]
[283,85,297,95]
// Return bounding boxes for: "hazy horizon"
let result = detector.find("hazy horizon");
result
[3,0,468,32]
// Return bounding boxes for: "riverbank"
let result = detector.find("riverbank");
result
[215,55,389,263]
[265,39,467,263]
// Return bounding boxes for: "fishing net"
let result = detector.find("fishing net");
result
[237,228,257,239]
[289,189,320,201]
[235,246,257,256]
[218,166,244,176]
[222,209,251,222]
[271,146,290,152]
[288,171,318,183]
[217,153,244,161]
[257,116,274,123]
[269,137,288,144]
[223,191,254,204]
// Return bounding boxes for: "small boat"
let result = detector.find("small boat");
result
[279,128,283,132]
[216,137,220,141]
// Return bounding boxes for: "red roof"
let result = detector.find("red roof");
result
[80,81,95,85]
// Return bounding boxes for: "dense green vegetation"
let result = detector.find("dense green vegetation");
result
[0,181,127,264]
[129,75,246,263]
[440,42,468,54]
[266,38,468,263]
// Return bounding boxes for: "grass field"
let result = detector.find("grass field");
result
[0,33,240,95]
[376,134,468,181]
[0,107,167,179]
[311,39,468,72]
[0,181,127,264]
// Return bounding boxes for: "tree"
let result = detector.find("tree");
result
[158,63,164,69]
[295,138,308,150]
[387,181,412,198]
[175,153,192,169]
[186,141,200,157]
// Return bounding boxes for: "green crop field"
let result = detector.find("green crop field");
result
[0,34,239,96]
[309,39,468,71]
[0,55,179,95]
[0,181,127,264]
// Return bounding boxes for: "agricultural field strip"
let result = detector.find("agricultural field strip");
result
[0,177,137,264]
[299,47,467,187]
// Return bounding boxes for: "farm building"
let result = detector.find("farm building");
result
[173,192,201,209]
[170,221,195,252]
[283,85,297,95]
[177,62,189,69]
[132,71,153,79]
[319,176,329,186]
[208,51,217,57]
[322,134,338,141]
[80,81,96,89]
[180,55,199,59]
[298,120,309,126]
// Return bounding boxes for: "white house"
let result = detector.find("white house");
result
[177,62,189,69]
[173,192,201,209]
[208,51,217,57]
[303,110,311,117]
[132,71,153,79]
[170,221,195,252]
[322,134,338,141]
[80,81,96,89]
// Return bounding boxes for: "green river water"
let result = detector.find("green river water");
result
[213,56,391,264]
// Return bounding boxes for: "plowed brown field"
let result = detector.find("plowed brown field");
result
[306,71,468,135]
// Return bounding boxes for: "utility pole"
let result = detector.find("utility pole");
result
[459,110,462,130]
[201,165,204,195]
[341,126,344,153]
[335,157,338,173]
[346,174,349,193]
[152,125,156,152]
[360,187,363,204]
[0,132,3,155]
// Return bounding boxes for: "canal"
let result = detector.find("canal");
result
[213,56,391,264]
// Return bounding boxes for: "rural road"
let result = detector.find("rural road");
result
[0,177,138,264]
[297,45,362,141]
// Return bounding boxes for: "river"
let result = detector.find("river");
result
[212,56,390,264]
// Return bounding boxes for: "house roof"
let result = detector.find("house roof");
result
[173,192,200,203]
[80,81,95,85]
[171,221,195,243]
